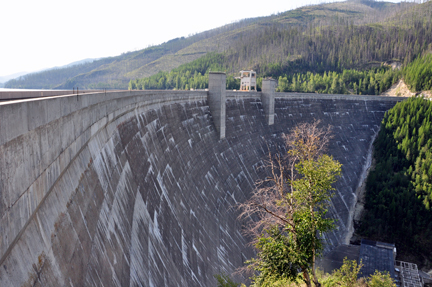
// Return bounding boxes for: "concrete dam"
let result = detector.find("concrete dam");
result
[0,74,401,286]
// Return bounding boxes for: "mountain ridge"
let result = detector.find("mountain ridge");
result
[5,0,429,90]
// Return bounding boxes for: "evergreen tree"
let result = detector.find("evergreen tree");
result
[359,97,432,268]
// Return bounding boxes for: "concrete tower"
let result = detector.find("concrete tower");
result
[261,78,278,125]
[208,72,226,139]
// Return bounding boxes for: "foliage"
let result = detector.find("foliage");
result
[249,274,293,287]
[240,258,396,287]
[367,271,396,287]
[128,52,241,90]
[128,52,400,95]
[246,226,302,284]
[232,1,432,80]
[214,273,241,287]
[317,259,395,287]
[331,258,364,287]
[403,53,432,92]
[239,121,342,287]
[276,68,401,95]
[359,96,432,267]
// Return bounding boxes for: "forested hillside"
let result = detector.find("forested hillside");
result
[403,53,432,92]
[128,53,403,95]
[358,97,432,268]
[6,0,432,90]
[129,0,432,93]
[128,53,241,90]
[226,3,432,78]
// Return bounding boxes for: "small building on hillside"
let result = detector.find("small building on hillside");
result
[239,70,257,91]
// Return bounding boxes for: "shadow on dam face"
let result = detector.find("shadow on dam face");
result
[0,90,401,286]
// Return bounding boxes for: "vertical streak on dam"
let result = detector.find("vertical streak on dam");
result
[0,89,401,286]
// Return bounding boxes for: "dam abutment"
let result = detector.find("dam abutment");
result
[0,87,402,286]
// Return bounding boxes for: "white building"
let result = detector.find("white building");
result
[239,70,257,91]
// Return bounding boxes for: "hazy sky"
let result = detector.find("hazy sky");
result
[0,0,400,78]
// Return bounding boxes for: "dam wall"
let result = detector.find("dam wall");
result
[0,90,105,101]
[0,86,401,286]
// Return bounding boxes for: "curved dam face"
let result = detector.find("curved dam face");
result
[0,89,400,286]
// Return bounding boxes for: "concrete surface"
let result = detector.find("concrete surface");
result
[0,88,402,286]
[316,244,361,274]
[0,90,106,101]
[208,72,226,139]
[261,79,277,125]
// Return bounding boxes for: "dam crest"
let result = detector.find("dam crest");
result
[0,74,401,286]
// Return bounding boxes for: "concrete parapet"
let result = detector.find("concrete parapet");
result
[208,72,226,139]
[261,79,278,125]
[0,90,106,101]
[0,90,207,147]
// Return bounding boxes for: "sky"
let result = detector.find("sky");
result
[0,0,401,78]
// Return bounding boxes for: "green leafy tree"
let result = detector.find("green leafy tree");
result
[331,258,363,287]
[367,271,396,287]
[239,121,342,287]
[318,259,396,287]
[214,273,241,287]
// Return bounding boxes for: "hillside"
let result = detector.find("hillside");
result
[358,97,432,269]
[4,19,258,89]
[0,71,29,83]
[5,0,431,90]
